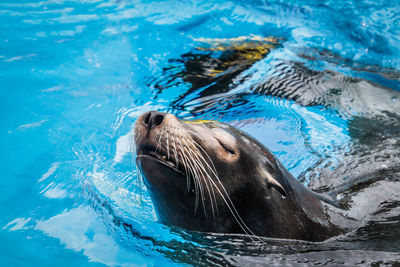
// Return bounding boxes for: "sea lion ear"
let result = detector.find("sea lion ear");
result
[260,168,287,197]
[267,177,287,197]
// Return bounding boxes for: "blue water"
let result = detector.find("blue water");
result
[1,0,400,266]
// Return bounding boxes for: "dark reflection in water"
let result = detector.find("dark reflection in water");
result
[151,36,280,95]
[150,37,400,120]
[149,36,280,116]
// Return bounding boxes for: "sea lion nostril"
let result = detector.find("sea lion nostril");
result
[143,112,151,126]
[153,114,164,126]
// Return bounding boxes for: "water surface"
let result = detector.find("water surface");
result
[1,0,400,265]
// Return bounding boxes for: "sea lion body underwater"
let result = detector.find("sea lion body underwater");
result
[134,111,352,241]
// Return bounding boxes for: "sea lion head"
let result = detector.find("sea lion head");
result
[134,111,301,237]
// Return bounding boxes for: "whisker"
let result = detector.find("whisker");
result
[156,128,165,153]
[183,139,210,219]
[181,143,202,215]
[192,141,220,216]
[172,128,179,168]
[187,137,263,242]
[176,135,191,194]
[185,138,219,213]
[166,128,170,160]
[183,138,217,220]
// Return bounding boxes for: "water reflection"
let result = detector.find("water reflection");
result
[150,37,400,121]
[35,205,155,266]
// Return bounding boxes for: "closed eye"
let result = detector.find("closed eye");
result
[217,139,236,155]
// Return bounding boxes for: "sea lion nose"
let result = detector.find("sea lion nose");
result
[143,111,165,130]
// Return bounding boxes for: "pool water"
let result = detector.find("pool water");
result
[1,0,399,265]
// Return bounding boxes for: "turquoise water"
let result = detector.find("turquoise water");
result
[1,0,400,265]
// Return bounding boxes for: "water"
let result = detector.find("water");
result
[1,0,399,265]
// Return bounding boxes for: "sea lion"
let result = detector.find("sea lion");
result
[134,111,353,241]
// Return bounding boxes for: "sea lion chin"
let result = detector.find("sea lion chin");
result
[134,111,351,241]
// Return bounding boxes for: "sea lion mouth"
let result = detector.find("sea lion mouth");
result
[136,145,185,175]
